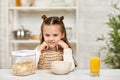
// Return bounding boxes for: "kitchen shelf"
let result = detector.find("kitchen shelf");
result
[8,7,77,12]
[10,39,76,44]
[10,40,39,43]
[8,0,79,55]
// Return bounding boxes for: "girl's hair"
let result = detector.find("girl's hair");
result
[40,15,71,48]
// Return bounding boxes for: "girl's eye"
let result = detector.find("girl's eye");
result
[53,34,58,37]
[45,34,50,37]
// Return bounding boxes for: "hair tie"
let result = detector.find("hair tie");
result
[42,15,47,21]
[59,16,64,22]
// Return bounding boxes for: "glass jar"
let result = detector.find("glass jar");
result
[50,0,65,6]
[16,0,21,6]
[66,27,72,40]
[21,0,35,6]
[11,50,36,76]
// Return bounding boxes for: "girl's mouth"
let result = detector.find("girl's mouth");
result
[48,41,55,45]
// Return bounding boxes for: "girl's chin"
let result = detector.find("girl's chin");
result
[49,45,56,49]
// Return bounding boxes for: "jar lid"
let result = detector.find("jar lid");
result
[11,50,36,57]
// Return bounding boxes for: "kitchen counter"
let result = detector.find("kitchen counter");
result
[0,69,120,80]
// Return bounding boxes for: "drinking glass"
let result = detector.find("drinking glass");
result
[90,52,100,77]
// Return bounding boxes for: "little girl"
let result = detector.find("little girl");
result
[35,15,76,71]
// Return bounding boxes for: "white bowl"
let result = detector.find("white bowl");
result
[50,61,71,75]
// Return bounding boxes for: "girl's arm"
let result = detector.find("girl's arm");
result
[34,42,49,67]
[63,48,75,71]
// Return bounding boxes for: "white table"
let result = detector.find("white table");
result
[0,69,120,80]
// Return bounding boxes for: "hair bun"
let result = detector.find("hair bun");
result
[42,15,47,21]
[59,16,64,21]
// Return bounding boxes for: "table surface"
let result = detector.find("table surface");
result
[0,69,120,80]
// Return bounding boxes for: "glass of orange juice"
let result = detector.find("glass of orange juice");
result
[90,52,100,77]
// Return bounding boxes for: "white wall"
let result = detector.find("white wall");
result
[77,0,120,69]
[0,0,10,68]
[0,0,120,68]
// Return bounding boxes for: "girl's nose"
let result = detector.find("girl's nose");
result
[49,36,54,40]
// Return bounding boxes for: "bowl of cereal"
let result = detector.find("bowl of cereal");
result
[50,61,71,75]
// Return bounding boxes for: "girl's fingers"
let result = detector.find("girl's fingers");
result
[56,44,59,51]
[45,45,49,50]
[44,42,49,51]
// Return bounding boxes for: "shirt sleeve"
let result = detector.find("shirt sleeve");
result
[34,47,41,68]
[63,48,75,71]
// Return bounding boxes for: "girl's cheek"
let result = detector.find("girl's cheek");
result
[57,37,62,41]
[44,38,48,41]
[55,38,61,43]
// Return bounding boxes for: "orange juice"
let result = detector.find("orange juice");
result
[90,57,100,74]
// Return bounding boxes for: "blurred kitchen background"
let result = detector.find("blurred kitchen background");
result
[0,0,120,69]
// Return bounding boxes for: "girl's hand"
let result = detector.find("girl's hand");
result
[37,41,49,51]
[56,40,69,50]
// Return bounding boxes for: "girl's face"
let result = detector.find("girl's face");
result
[43,24,64,48]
